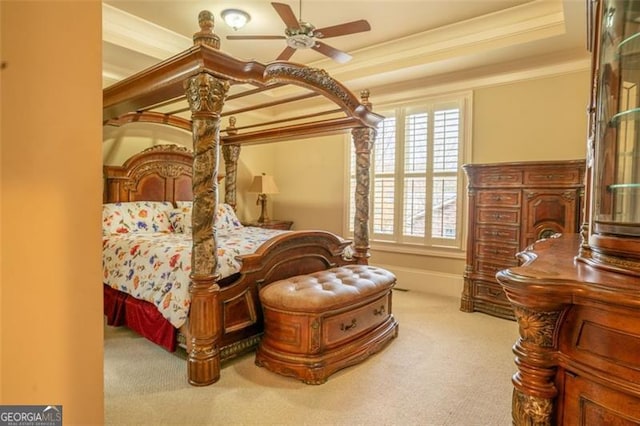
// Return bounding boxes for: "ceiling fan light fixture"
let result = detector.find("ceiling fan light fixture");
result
[221,9,251,31]
[286,34,316,49]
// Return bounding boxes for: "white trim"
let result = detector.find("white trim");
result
[343,1,565,74]
[371,263,463,299]
[102,3,191,61]
[369,57,590,107]
[371,242,465,260]
[282,0,569,92]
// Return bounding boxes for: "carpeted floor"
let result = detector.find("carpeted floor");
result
[104,290,519,425]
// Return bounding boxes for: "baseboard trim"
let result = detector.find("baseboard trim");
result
[371,263,463,299]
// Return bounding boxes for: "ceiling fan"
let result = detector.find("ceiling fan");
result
[226,2,371,64]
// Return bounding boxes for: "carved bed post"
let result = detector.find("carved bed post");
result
[222,143,240,210]
[184,10,229,386]
[351,127,375,264]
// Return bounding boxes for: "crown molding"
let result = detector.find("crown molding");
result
[368,56,590,108]
[310,1,568,85]
[102,0,584,120]
[102,3,191,61]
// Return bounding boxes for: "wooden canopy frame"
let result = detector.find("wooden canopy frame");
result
[103,10,383,386]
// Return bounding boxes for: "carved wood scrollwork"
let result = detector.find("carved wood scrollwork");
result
[513,306,561,348]
[310,318,321,353]
[184,71,229,386]
[184,73,229,276]
[513,389,553,426]
[264,64,358,111]
[140,144,190,154]
[351,127,376,263]
[525,191,576,201]
[124,163,191,191]
[222,144,241,209]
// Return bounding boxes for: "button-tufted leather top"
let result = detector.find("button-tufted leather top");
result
[260,265,396,313]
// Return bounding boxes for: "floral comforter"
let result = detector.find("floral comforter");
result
[102,227,288,328]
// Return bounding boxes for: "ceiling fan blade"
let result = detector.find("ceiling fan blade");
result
[314,20,371,38]
[276,46,296,61]
[227,35,286,40]
[312,41,352,64]
[271,2,300,30]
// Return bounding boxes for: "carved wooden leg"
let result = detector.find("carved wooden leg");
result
[512,389,554,426]
[510,306,563,425]
[459,275,475,312]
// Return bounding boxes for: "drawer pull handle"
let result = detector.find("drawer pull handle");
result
[487,288,503,297]
[340,318,357,332]
[373,305,386,316]
[488,231,509,237]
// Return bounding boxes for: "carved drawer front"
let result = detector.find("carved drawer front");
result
[322,294,390,348]
[473,280,509,303]
[477,208,520,225]
[475,258,519,276]
[476,225,519,243]
[524,168,582,185]
[475,170,523,186]
[476,241,518,260]
[477,190,521,207]
[560,305,640,386]
[561,372,640,425]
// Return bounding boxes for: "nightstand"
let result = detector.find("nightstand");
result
[243,220,293,230]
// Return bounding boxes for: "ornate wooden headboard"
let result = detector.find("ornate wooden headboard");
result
[103,145,194,204]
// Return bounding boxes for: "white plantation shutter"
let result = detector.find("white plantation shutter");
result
[348,93,469,249]
[372,117,396,236]
[403,113,428,237]
[430,108,460,239]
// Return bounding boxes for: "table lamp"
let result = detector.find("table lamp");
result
[248,173,279,223]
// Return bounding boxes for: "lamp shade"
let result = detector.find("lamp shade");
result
[248,174,279,194]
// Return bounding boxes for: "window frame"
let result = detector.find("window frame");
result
[344,91,473,256]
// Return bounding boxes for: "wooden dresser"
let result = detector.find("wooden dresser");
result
[496,235,640,424]
[460,160,585,320]
[493,1,640,422]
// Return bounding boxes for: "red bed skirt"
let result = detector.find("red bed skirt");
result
[104,285,177,352]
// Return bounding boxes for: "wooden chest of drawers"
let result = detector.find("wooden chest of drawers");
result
[461,160,585,320]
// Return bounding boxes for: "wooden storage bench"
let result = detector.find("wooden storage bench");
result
[255,265,399,384]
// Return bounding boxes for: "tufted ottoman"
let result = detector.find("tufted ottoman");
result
[255,264,399,384]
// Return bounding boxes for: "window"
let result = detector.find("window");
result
[348,92,471,250]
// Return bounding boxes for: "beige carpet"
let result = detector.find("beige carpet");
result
[104,290,520,425]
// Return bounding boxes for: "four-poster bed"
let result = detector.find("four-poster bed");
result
[103,10,383,386]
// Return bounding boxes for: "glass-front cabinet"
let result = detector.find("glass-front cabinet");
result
[580,0,640,273]
[495,2,640,424]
